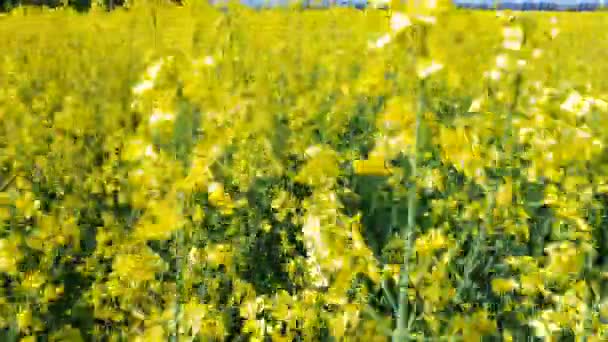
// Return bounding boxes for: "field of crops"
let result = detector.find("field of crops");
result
[2,1,608,341]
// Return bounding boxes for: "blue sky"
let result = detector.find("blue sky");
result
[215,0,604,9]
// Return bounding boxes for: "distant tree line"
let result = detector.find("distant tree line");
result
[1,0,115,12]
[1,0,184,12]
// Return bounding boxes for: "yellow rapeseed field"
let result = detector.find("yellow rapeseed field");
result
[1,1,608,340]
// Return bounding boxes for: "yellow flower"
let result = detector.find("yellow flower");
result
[296,148,340,186]
[134,199,183,241]
[21,271,46,291]
[0,238,21,274]
[43,284,64,303]
[207,182,234,215]
[471,309,497,334]
[15,191,37,219]
[544,241,585,277]
[192,205,205,223]
[420,280,454,308]
[134,325,165,342]
[122,138,158,162]
[502,26,524,51]
[496,177,513,207]
[17,309,32,332]
[49,325,84,342]
[415,229,449,256]
[353,157,392,176]
[503,329,514,342]
[383,263,401,284]
[519,272,546,296]
[491,278,519,295]
[390,12,412,34]
[417,59,444,80]
[112,248,164,283]
[0,191,10,206]
[377,97,415,132]
[540,310,571,330]
[184,302,219,336]
[205,243,233,269]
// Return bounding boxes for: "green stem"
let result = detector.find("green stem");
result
[172,194,186,342]
[395,77,426,342]
[382,277,399,314]
[509,72,522,207]
[0,174,15,192]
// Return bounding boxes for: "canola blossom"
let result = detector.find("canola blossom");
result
[1,1,608,341]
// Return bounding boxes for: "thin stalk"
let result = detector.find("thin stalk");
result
[382,277,399,314]
[395,77,426,342]
[151,5,158,50]
[480,185,495,288]
[393,22,430,341]
[509,72,522,208]
[497,48,524,339]
[0,174,15,192]
[172,193,186,342]
[466,187,494,285]
[173,227,183,342]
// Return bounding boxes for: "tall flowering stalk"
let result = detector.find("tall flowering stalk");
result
[382,4,446,340]
[395,75,426,341]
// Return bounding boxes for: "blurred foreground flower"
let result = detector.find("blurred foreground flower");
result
[353,156,393,176]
